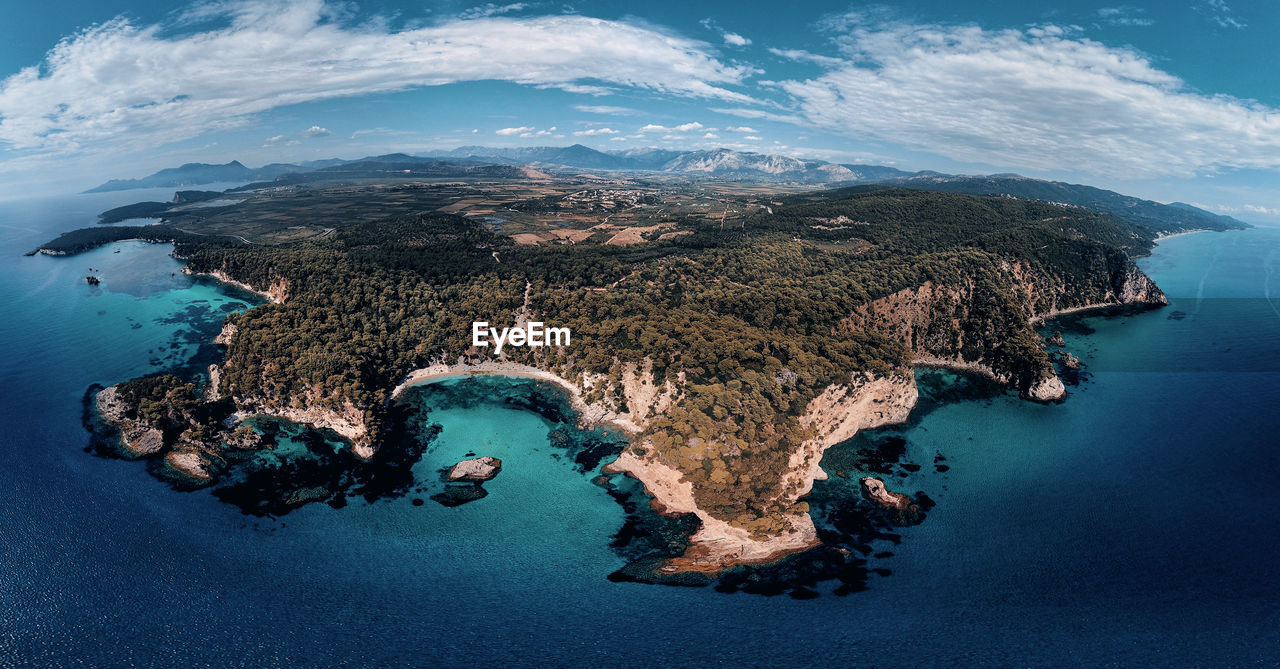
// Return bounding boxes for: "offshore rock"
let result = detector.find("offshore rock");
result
[860,477,914,511]
[448,456,503,482]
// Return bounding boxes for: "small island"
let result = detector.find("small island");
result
[448,456,502,482]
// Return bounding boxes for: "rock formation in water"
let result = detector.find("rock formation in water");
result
[448,456,503,482]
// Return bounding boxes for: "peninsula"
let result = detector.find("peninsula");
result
[53,165,1241,579]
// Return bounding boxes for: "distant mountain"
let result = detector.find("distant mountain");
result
[87,147,1245,235]
[83,160,311,193]
[838,164,918,182]
[885,174,1248,234]
[225,157,528,191]
[439,144,645,170]
[609,147,686,170]
[437,144,872,182]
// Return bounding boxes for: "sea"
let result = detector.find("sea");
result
[1,189,1277,666]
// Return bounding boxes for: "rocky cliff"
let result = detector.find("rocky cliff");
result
[604,372,918,574]
[848,254,1165,401]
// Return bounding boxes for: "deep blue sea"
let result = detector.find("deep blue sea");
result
[1,191,1278,666]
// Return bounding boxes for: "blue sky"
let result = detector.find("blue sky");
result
[1,0,1278,222]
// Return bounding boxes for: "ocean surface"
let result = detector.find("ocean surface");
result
[1,191,1278,666]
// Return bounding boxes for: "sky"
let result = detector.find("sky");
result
[1,0,1278,222]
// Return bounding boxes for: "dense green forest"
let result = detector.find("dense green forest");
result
[33,225,233,255]
[92,186,1154,534]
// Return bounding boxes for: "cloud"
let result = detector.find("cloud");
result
[725,125,757,133]
[302,125,330,138]
[458,3,526,20]
[1096,6,1154,27]
[499,125,559,138]
[768,47,844,67]
[1200,0,1246,29]
[572,127,619,136]
[0,0,755,162]
[702,132,719,138]
[639,121,704,133]
[743,135,761,141]
[573,104,639,115]
[700,18,750,47]
[773,19,1280,178]
[1211,202,1280,217]
[265,134,288,144]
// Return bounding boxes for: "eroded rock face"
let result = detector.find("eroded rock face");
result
[1026,374,1066,402]
[1115,261,1167,306]
[120,427,165,457]
[163,450,214,486]
[860,477,913,511]
[448,456,503,482]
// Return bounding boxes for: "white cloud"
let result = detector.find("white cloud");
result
[774,19,1280,178]
[265,134,288,144]
[502,126,559,138]
[302,125,330,138]
[703,132,719,138]
[743,135,761,141]
[572,127,619,136]
[768,47,844,67]
[725,125,757,133]
[1212,202,1280,217]
[1200,0,1246,29]
[1096,6,1154,27]
[700,18,750,46]
[709,107,804,125]
[639,121,704,133]
[573,104,639,115]
[0,0,755,163]
[459,3,526,20]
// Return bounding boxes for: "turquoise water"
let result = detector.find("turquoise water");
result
[1,193,1277,665]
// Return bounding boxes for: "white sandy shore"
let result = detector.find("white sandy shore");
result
[1154,229,1210,242]
[391,361,643,435]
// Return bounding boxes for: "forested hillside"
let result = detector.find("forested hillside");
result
[95,186,1161,536]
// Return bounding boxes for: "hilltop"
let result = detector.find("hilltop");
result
[84,147,1246,236]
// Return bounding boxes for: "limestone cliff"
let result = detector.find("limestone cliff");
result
[604,372,918,574]
[848,254,1165,401]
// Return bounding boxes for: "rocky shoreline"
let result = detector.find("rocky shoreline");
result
[88,239,1173,580]
[181,267,289,304]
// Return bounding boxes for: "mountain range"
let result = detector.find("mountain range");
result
[85,145,1247,233]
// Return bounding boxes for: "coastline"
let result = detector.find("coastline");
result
[181,267,286,304]
[84,225,1202,578]
[391,361,644,436]
[1154,228,1210,242]
[911,356,1007,383]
